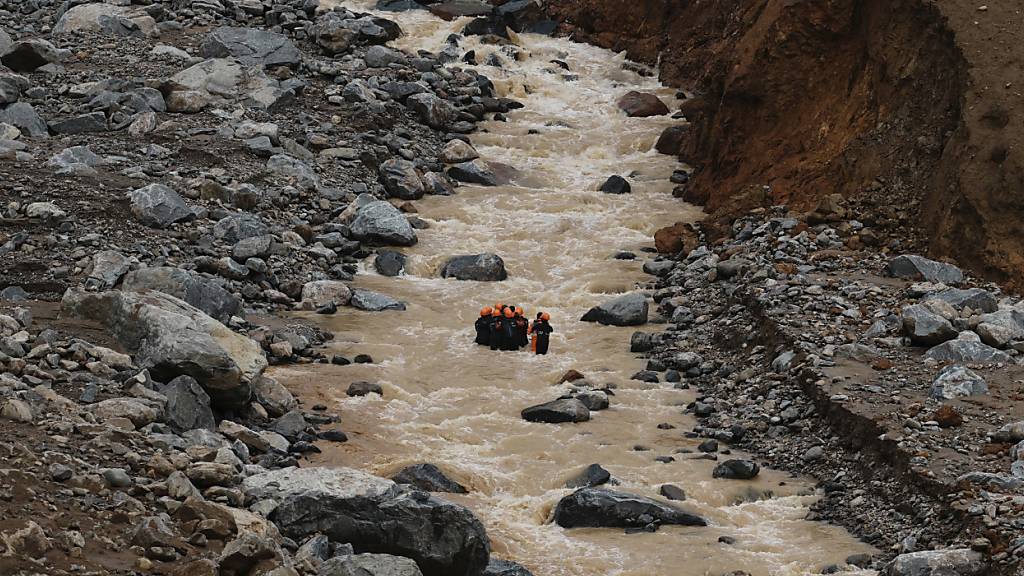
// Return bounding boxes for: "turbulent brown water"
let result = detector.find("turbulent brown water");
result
[276,3,878,574]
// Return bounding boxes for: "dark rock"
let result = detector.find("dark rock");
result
[122,267,242,322]
[347,381,383,397]
[712,460,760,480]
[162,375,216,432]
[553,487,706,528]
[617,91,669,117]
[580,293,648,326]
[599,175,630,194]
[200,27,301,68]
[565,464,611,488]
[351,289,406,312]
[483,558,534,576]
[901,304,957,346]
[659,484,686,501]
[1,39,65,73]
[440,254,508,281]
[521,398,589,423]
[447,160,498,186]
[129,184,192,229]
[885,255,964,285]
[392,463,467,494]
[655,125,687,155]
[0,102,48,138]
[380,158,425,200]
[50,112,107,134]
[375,250,407,277]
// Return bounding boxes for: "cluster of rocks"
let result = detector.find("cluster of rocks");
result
[623,194,1024,575]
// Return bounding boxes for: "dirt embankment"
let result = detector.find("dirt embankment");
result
[546,0,1024,288]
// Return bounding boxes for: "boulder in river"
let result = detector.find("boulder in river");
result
[655,125,687,155]
[712,459,760,480]
[122,267,242,322]
[301,280,353,308]
[440,254,508,281]
[392,463,467,494]
[565,463,612,488]
[62,288,266,410]
[580,293,649,326]
[885,255,964,285]
[484,559,534,576]
[375,250,407,276]
[350,199,418,247]
[654,221,699,255]
[351,289,407,312]
[883,548,986,576]
[441,139,480,164]
[553,487,706,529]
[447,159,498,186]
[380,158,426,200]
[200,27,302,68]
[319,554,424,576]
[617,91,669,117]
[406,92,455,129]
[521,398,590,423]
[242,466,490,576]
[599,175,631,194]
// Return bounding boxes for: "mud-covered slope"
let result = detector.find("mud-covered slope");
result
[547,0,1023,288]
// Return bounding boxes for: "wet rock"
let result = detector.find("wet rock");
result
[930,365,988,399]
[406,92,455,129]
[123,267,241,322]
[483,559,534,576]
[200,27,301,68]
[617,91,669,117]
[655,125,687,155]
[575,389,609,411]
[351,289,406,311]
[901,304,957,346]
[553,487,706,528]
[581,293,648,326]
[659,484,686,501]
[375,250,407,276]
[347,381,383,397]
[380,158,425,200]
[392,463,467,494]
[521,398,590,423]
[254,376,297,418]
[301,280,353,308]
[712,460,760,480]
[565,463,611,488]
[319,554,424,576]
[630,332,657,352]
[162,375,216,432]
[350,199,418,246]
[62,289,266,410]
[447,159,498,186]
[883,548,986,576]
[129,184,193,229]
[441,139,480,164]
[440,254,508,281]
[925,332,1012,364]
[244,467,490,576]
[886,255,964,285]
[599,175,631,194]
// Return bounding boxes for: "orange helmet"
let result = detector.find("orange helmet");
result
[515,307,524,316]
[494,302,504,310]
[492,309,501,317]
[541,312,550,321]
[481,307,492,316]
[503,307,514,318]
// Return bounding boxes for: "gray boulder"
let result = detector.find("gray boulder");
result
[974,309,1024,348]
[122,267,242,322]
[447,160,497,186]
[553,488,706,528]
[0,102,48,138]
[712,459,760,480]
[200,27,302,68]
[930,365,988,399]
[886,255,964,285]
[351,289,406,312]
[267,154,319,190]
[925,332,1012,364]
[62,288,266,410]
[924,288,998,313]
[87,250,131,290]
[521,398,589,424]
[350,200,418,246]
[161,375,216,431]
[301,280,353,307]
[580,293,648,326]
[440,254,507,281]
[253,375,297,418]
[483,559,533,576]
[391,463,467,494]
[406,93,454,129]
[214,213,269,243]
[53,3,157,37]
[565,464,611,489]
[380,158,425,200]
[319,554,423,576]
[375,251,407,276]
[242,467,490,576]
[900,304,957,346]
[365,45,406,68]
[129,184,192,228]
[1,39,67,73]
[884,549,986,576]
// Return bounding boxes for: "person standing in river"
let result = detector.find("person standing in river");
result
[489,308,503,350]
[501,306,517,350]
[475,307,493,346]
[513,306,530,349]
[530,312,553,355]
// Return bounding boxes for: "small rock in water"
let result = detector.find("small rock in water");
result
[599,175,631,194]
[712,460,760,480]
[659,484,686,501]
[565,464,612,488]
[391,463,467,494]
[347,381,383,397]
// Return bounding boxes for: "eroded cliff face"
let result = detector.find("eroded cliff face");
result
[548,0,1024,287]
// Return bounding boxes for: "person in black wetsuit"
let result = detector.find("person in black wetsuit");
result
[474,307,493,345]
[489,309,503,350]
[501,306,517,350]
[530,312,553,355]
[513,307,529,349]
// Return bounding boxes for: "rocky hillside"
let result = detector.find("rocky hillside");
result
[547,0,1024,288]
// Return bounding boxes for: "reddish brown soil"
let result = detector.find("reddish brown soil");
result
[546,0,1024,288]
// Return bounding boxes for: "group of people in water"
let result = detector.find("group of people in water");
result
[474,303,554,354]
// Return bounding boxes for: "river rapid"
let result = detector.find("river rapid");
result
[275,3,879,575]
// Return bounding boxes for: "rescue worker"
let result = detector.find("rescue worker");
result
[489,308,503,350]
[514,307,530,349]
[530,312,553,355]
[501,306,517,350]
[475,307,493,345]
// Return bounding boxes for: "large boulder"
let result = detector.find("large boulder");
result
[122,267,242,322]
[617,91,669,117]
[1,39,67,73]
[242,467,490,576]
[406,93,454,129]
[61,289,266,410]
[580,293,648,326]
[447,160,498,186]
[901,304,958,346]
[924,288,998,313]
[53,3,157,37]
[712,459,760,480]
[350,200,418,246]
[200,27,301,68]
[161,375,216,432]
[521,398,589,424]
[974,309,1024,348]
[380,158,425,200]
[129,184,192,229]
[553,488,706,529]
[883,549,986,576]
[391,463,467,494]
[319,554,424,576]
[0,102,48,138]
[350,289,406,312]
[375,251,407,277]
[925,332,1012,364]
[440,254,507,281]
[885,255,964,285]
[930,365,988,400]
[483,559,533,576]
